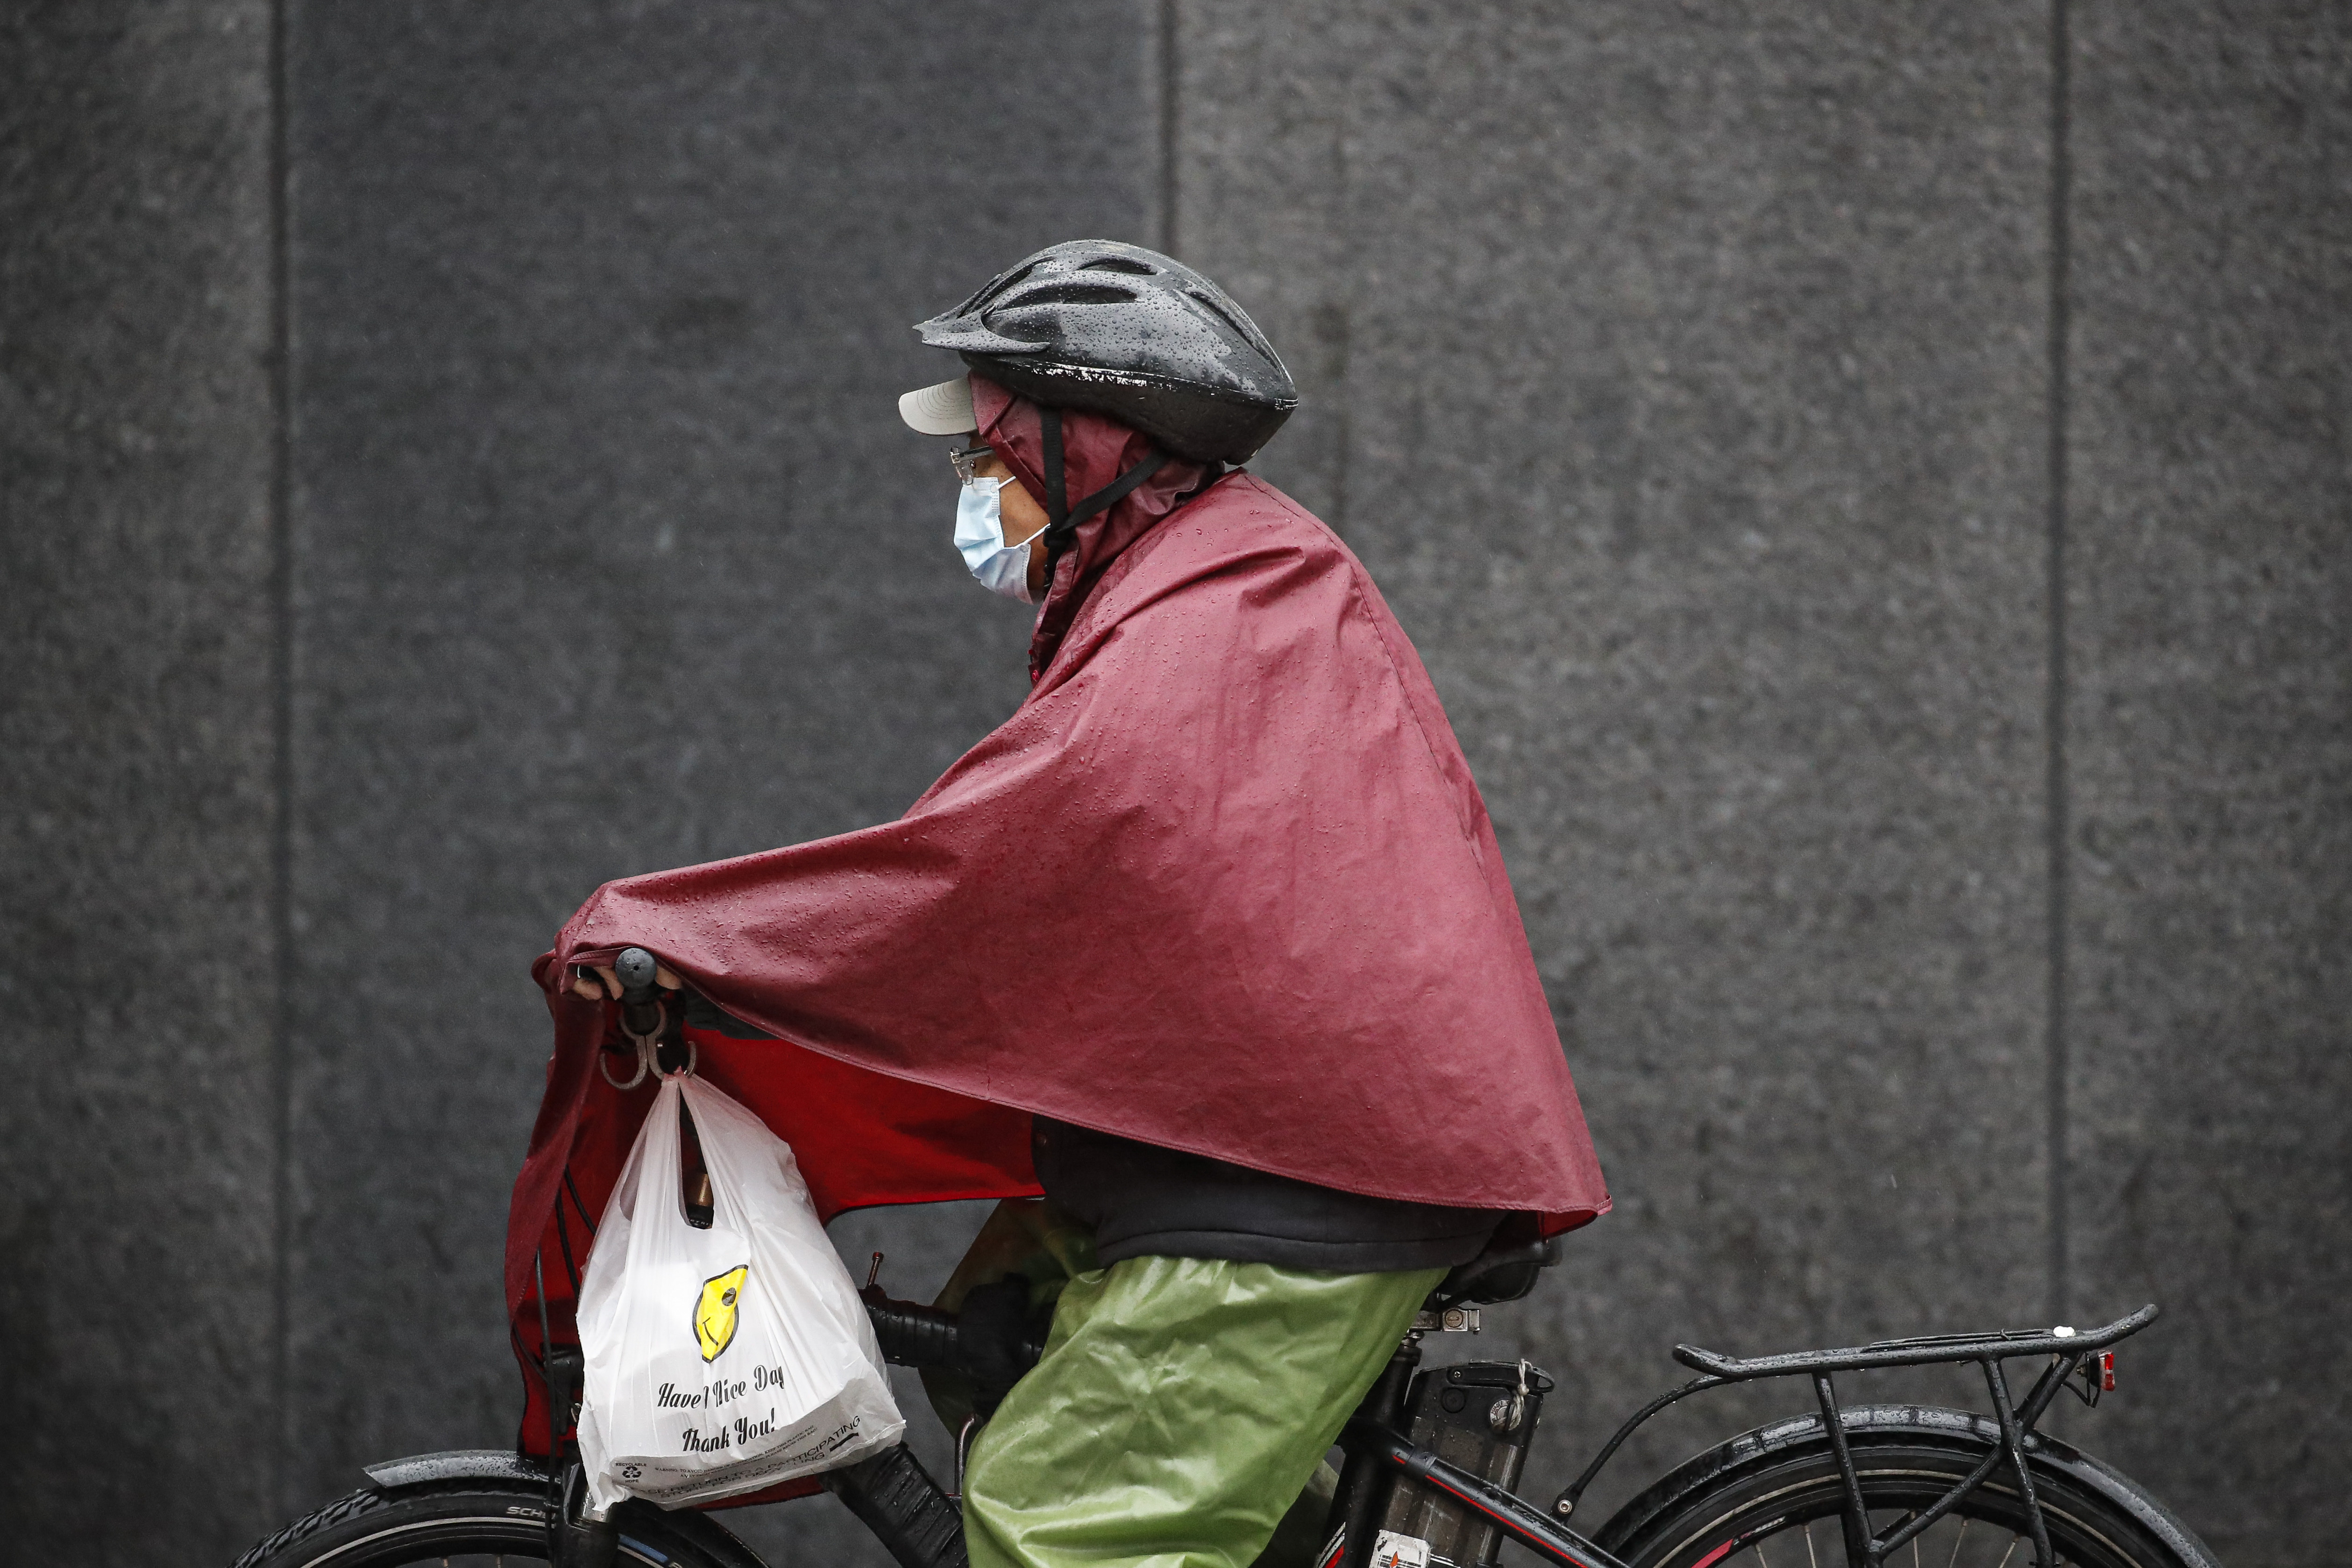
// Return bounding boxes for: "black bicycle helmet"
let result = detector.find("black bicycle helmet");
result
[913,240,1298,464]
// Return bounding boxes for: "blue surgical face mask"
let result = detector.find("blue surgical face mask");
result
[954,477,1040,603]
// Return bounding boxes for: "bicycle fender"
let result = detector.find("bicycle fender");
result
[2025,1426,2223,1568]
[362,1447,549,1492]
[353,1450,771,1568]
[1592,1404,2220,1568]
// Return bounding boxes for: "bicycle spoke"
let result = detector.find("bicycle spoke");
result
[1805,1519,1819,1568]
[1995,1537,2020,1568]
[1947,1519,1971,1568]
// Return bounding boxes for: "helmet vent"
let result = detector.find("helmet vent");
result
[1080,256,1158,275]
[1186,288,1262,348]
[1010,282,1138,307]
[973,261,1044,310]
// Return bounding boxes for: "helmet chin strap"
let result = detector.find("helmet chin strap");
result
[1037,407,1168,592]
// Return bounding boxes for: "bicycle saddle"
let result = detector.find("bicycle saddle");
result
[1435,1237,1561,1307]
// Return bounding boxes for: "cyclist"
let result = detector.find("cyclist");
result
[541,240,1609,1568]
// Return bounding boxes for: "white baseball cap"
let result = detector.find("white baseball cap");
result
[898,375,977,436]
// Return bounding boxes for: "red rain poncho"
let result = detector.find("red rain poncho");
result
[505,378,1607,1454]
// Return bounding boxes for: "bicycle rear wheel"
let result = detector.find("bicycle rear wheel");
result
[1595,1407,2217,1568]
[231,1478,765,1568]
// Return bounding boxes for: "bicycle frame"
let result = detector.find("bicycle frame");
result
[1325,1305,2158,1568]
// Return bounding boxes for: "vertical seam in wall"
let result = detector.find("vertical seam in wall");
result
[2045,0,2073,1327]
[266,0,295,1517]
[1330,111,1351,538]
[1158,0,1179,258]
[1330,321,1350,536]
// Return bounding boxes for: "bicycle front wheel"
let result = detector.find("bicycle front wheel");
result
[1594,1406,2218,1568]
[232,1477,766,1568]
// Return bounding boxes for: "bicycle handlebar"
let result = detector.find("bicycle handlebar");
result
[865,1289,1049,1392]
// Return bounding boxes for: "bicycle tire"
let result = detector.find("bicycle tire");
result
[1593,1405,2219,1568]
[230,1476,768,1568]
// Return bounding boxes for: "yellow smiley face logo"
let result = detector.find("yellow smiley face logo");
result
[694,1265,749,1362]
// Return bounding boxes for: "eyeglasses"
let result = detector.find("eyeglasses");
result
[948,445,995,484]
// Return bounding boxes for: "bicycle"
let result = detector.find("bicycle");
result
[236,953,2220,1568]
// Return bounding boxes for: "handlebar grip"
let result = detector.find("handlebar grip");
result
[863,1291,1047,1387]
[865,1294,962,1369]
[614,947,661,1004]
[611,946,669,1044]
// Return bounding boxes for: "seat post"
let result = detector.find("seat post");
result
[1329,1331,1424,1568]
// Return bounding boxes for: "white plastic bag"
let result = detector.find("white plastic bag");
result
[576,1072,903,1514]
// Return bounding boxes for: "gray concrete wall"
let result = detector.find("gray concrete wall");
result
[2066,1,2352,1547]
[2,2,2342,1564]
[0,0,283,1552]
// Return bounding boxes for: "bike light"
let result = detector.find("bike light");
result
[2097,1350,2116,1391]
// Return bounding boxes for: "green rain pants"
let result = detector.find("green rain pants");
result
[962,1254,1447,1568]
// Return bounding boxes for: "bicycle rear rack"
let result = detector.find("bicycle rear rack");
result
[1550,1304,2160,1568]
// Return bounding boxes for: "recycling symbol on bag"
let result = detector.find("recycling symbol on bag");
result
[694,1265,750,1362]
